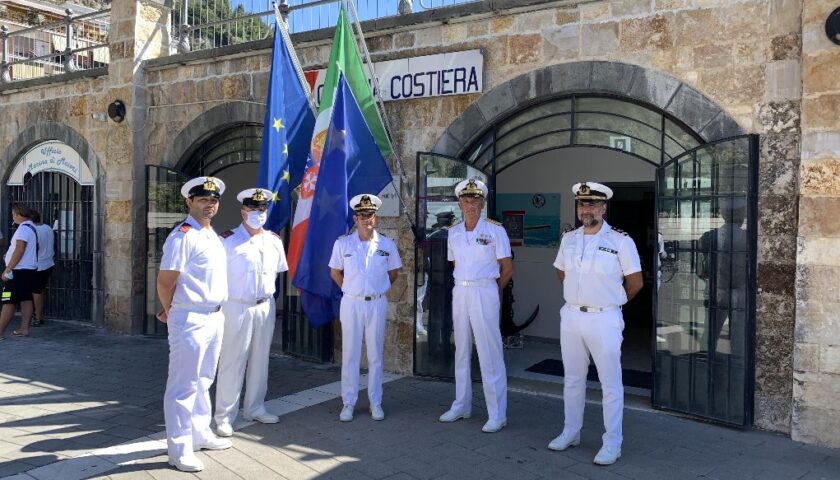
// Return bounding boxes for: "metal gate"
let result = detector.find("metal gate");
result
[6,171,94,321]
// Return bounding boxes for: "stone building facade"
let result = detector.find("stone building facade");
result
[1,0,837,447]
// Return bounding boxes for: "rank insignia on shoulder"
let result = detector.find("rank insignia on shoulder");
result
[486,218,502,226]
[270,230,283,239]
[612,228,628,236]
[220,230,234,238]
[598,246,618,254]
[179,223,192,233]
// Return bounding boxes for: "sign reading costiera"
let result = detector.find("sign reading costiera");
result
[305,49,483,105]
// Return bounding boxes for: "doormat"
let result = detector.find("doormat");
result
[524,359,652,390]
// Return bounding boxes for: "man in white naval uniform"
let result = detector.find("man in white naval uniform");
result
[329,194,402,422]
[214,188,288,437]
[439,179,514,433]
[156,177,232,472]
[548,182,643,466]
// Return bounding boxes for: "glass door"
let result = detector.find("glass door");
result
[144,165,189,336]
[414,152,489,377]
[653,135,757,426]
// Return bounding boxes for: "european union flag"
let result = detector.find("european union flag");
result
[257,23,315,232]
[293,74,393,327]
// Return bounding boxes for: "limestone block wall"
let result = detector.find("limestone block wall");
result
[792,0,840,448]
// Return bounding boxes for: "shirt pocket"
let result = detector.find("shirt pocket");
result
[594,249,622,276]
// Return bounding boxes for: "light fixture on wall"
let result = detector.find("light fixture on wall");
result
[826,7,840,45]
[108,100,126,122]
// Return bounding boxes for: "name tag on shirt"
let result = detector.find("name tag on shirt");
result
[375,250,390,256]
[598,246,618,255]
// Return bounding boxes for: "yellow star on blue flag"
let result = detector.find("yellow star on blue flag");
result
[256,24,315,232]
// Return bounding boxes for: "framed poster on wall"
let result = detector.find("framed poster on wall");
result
[496,193,561,247]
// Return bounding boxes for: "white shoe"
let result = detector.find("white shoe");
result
[548,431,580,451]
[439,409,471,423]
[340,404,354,422]
[169,454,204,472]
[215,421,233,437]
[193,436,232,451]
[593,445,621,465]
[243,412,280,424]
[370,404,385,421]
[481,419,507,433]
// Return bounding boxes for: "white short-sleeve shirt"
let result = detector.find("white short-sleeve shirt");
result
[221,224,288,301]
[553,221,641,308]
[160,215,228,308]
[329,230,402,297]
[4,220,38,269]
[447,218,512,281]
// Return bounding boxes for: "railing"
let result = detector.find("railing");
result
[172,0,482,53]
[0,8,110,84]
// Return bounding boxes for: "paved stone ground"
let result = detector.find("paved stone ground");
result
[1,321,839,480]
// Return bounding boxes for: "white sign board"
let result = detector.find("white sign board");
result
[7,140,95,186]
[307,49,483,105]
[376,179,400,217]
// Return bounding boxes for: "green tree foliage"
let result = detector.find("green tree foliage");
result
[173,0,271,49]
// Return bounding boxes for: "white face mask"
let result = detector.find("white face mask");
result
[245,211,267,229]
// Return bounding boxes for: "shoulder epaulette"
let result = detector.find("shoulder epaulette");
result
[179,223,192,233]
[269,230,283,239]
[612,228,628,236]
[220,230,234,238]
[486,218,502,226]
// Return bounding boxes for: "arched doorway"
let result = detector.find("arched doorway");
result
[417,82,758,427]
[5,140,97,322]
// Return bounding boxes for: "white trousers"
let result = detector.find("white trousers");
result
[340,296,387,407]
[451,284,507,422]
[214,300,275,426]
[560,304,625,447]
[164,307,224,460]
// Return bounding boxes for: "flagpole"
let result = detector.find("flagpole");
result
[344,0,416,232]
[273,0,318,114]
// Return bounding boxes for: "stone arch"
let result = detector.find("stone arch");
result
[0,122,104,325]
[0,122,105,185]
[432,61,744,158]
[162,101,264,171]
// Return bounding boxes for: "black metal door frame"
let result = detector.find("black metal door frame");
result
[6,171,95,322]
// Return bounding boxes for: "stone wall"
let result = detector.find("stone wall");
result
[792,0,840,448]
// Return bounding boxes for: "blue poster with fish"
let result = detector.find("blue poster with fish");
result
[495,193,561,247]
